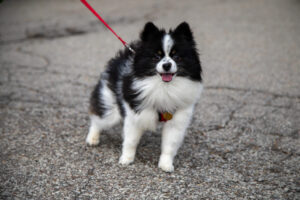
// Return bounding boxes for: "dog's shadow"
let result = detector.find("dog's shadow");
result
[95,124,202,170]
[95,124,162,165]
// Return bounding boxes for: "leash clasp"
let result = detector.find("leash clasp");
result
[125,43,135,54]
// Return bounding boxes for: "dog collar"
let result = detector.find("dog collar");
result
[158,112,173,122]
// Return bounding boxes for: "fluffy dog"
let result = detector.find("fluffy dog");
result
[86,22,203,172]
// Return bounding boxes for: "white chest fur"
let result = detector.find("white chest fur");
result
[132,75,203,113]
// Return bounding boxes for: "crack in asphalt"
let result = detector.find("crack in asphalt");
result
[16,47,50,69]
[0,15,141,45]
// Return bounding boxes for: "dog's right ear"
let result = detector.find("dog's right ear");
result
[140,22,159,41]
[173,22,194,42]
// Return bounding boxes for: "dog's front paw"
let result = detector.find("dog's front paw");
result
[86,133,100,146]
[158,155,174,172]
[119,154,134,165]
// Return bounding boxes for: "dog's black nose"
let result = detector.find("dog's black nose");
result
[162,63,172,71]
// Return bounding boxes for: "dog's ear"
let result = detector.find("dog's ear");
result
[173,22,194,41]
[140,22,159,41]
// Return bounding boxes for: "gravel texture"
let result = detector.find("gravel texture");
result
[0,0,299,199]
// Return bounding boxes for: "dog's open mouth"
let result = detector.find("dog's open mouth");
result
[160,73,175,82]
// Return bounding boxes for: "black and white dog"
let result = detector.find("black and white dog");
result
[86,22,203,172]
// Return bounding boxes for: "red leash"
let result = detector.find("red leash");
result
[80,0,135,53]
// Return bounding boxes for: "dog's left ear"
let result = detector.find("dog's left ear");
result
[173,22,194,41]
[141,22,160,42]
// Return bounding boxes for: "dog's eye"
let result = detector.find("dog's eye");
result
[170,50,178,59]
[170,50,180,60]
[154,50,163,60]
[155,50,162,59]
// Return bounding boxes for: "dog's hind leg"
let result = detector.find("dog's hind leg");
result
[86,81,121,146]
[86,111,121,146]
[86,115,102,146]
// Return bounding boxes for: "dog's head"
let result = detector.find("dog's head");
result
[133,22,202,82]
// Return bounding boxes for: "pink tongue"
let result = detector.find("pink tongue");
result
[161,73,173,82]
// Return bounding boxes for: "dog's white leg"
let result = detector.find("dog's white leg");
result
[159,106,194,172]
[119,117,143,165]
[86,115,102,146]
[86,110,121,146]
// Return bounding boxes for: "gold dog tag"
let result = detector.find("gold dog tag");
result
[162,112,173,121]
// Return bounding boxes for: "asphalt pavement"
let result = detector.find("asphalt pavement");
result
[0,0,299,199]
